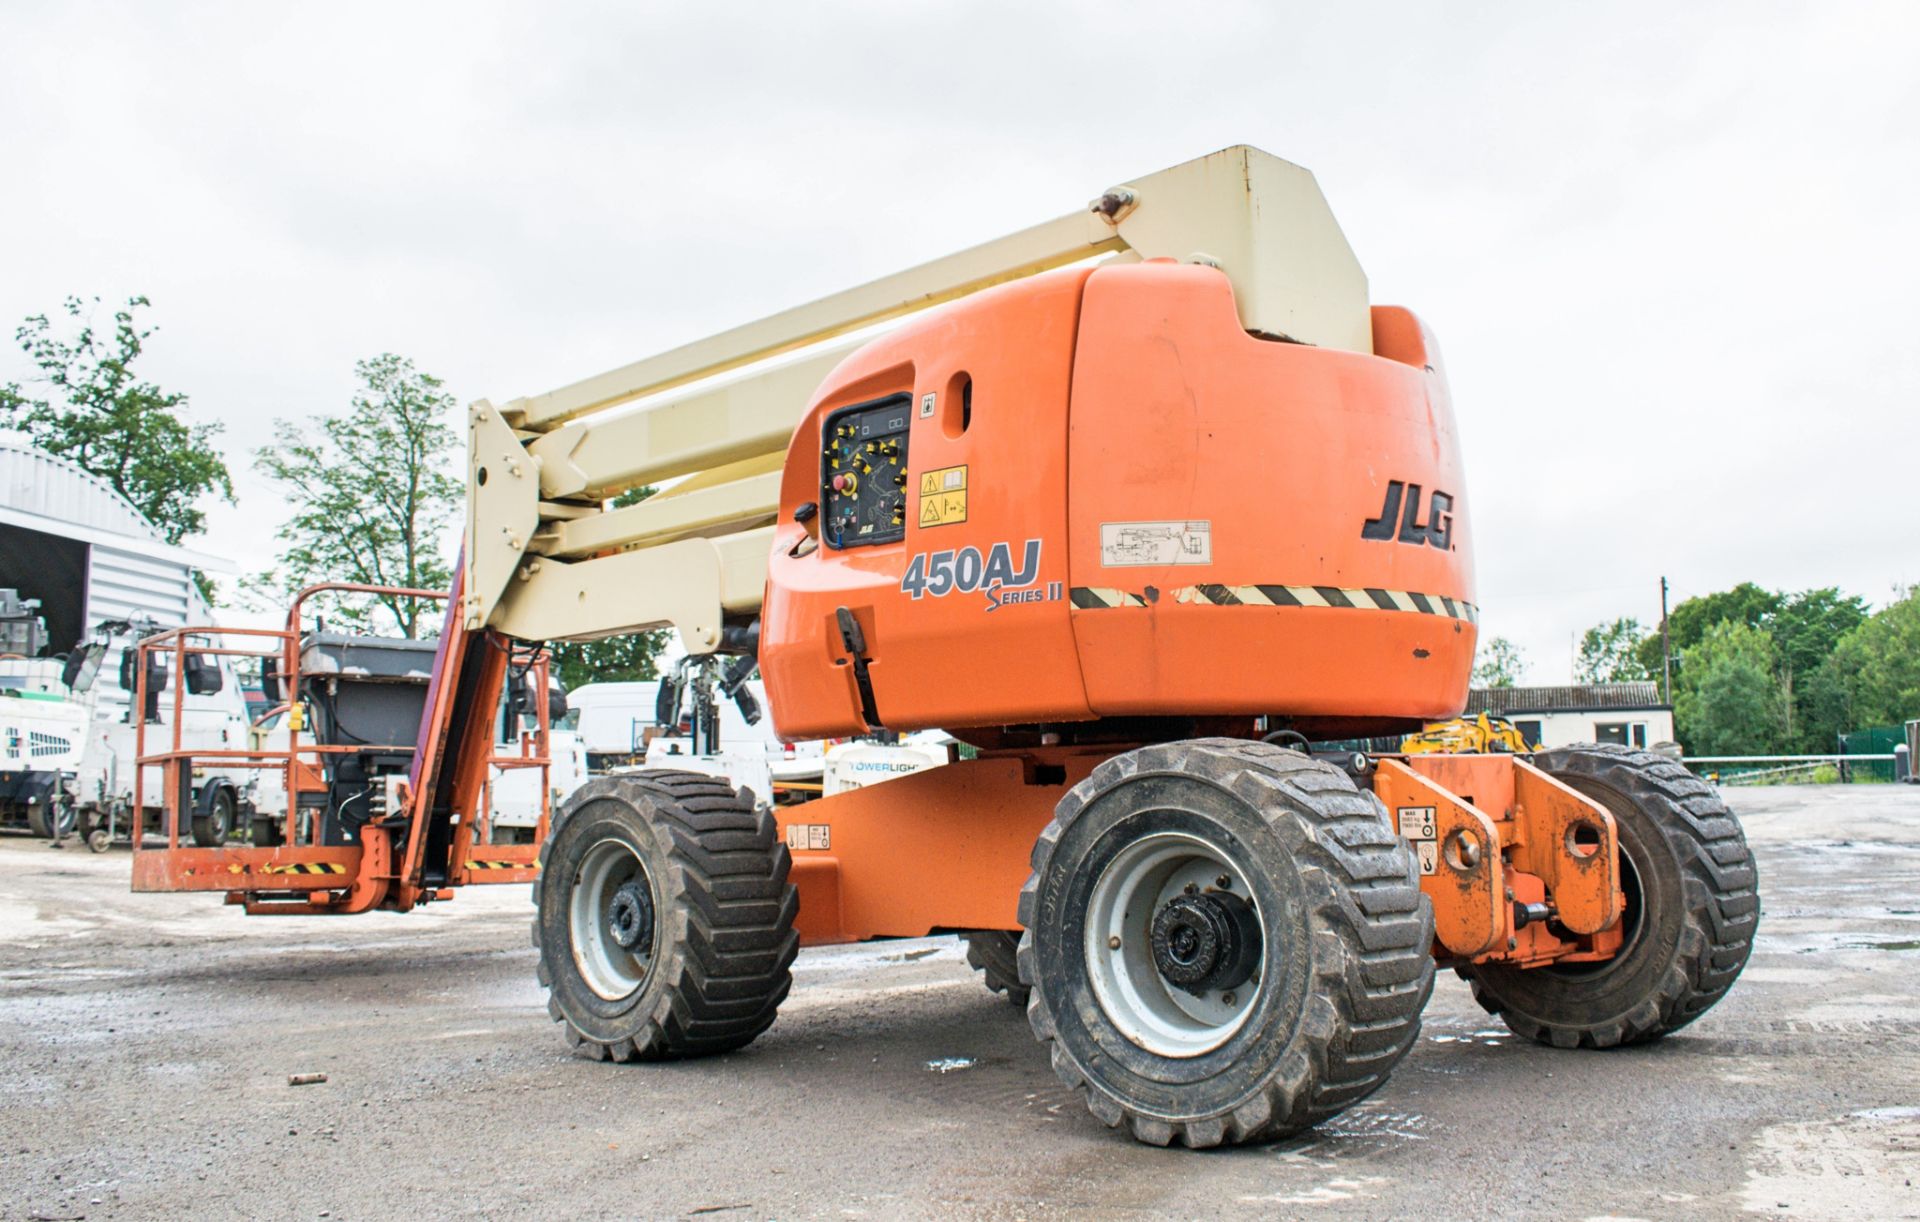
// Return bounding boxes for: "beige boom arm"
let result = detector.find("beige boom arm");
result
[466,144,1371,653]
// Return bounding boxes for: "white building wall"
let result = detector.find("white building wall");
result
[1509,708,1675,750]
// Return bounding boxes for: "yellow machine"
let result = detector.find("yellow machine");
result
[1402,713,1536,755]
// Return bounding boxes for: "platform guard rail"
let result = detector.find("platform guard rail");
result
[127,582,552,910]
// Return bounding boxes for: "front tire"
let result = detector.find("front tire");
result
[1460,744,1759,1048]
[191,786,236,848]
[1020,739,1434,1147]
[534,772,798,1061]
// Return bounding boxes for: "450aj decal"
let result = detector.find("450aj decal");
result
[899,539,1062,610]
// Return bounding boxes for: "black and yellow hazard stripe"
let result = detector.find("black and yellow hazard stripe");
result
[1069,583,1478,623]
[261,862,348,876]
[466,859,537,871]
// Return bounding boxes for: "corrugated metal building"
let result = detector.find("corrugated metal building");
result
[0,441,230,658]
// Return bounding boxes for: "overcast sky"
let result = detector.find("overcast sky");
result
[3,1,1914,683]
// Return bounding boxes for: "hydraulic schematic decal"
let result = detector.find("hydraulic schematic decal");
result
[1099,521,1212,567]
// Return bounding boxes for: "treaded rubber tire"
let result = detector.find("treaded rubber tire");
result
[534,771,798,1061]
[1459,743,1759,1048]
[1019,738,1435,1148]
[27,799,76,841]
[191,786,235,848]
[963,931,1028,1007]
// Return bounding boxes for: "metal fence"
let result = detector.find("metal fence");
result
[1683,753,1899,786]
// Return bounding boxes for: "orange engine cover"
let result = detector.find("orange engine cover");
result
[759,261,1476,741]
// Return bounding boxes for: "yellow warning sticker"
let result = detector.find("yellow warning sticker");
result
[916,465,968,528]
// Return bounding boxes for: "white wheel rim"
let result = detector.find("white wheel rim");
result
[1084,831,1264,1058]
[570,839,653,1002]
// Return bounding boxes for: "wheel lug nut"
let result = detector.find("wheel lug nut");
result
[1108,935,1122,950]
[1183,882,1198,895]
[1216,874,1232,890]
[1222,992,1236,1006]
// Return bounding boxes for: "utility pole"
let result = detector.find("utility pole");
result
[1660,575,1672,703]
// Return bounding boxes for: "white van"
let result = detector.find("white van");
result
[564,680,825,808]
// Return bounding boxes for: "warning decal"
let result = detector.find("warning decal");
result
[917,465,968,528]
[1396,805,1438,876]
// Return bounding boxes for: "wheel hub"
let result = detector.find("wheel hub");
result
[570,839,656,1001]
[1083,831,1269,1057]
[607,880,653,951]
[1151,892,1260,995]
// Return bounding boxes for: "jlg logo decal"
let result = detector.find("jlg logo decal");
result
[1361,481,1454,550]
[900,539,1062,610]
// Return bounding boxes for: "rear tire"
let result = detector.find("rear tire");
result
[1020,738,1434,1147]
[963,931,1028,1007]
[1460,743,1759,1048]
[534,771,798,1061]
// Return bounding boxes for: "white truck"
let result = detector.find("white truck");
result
[0,591,89,838]
[2,594,254,849]
[64,617,257,849]
[479,676,586,843]
[820,733,956,797]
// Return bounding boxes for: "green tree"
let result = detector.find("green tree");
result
[1768,587,1869,748]
[1576,617,1651,684]
[1635,581,1783,682]
[1472,636,1526,688]
[549,633,671,692]
[251,355,460,637]
[1673,621,1784,755]
[1768,587,1869,679]
[1,295,233,546]
[1814,589,1920,735]
[544,486,670,690]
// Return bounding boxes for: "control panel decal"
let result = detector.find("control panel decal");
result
[822,395,911,549]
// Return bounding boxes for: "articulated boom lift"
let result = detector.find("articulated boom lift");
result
[137,147,1758,1147]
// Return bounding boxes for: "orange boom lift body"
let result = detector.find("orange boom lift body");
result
[129,146,1755,1147]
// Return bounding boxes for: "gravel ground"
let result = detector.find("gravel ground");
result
[2,784,1918,1220]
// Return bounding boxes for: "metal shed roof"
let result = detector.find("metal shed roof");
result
[1465,682,1669,715]
[0,441,229,571]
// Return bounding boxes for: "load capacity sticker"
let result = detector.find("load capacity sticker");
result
[785,824,831,851]
[1397,805,1438,875]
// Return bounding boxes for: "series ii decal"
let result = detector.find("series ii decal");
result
[899,539,1061,610]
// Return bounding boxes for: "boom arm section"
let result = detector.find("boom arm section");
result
[466,144,1373,653]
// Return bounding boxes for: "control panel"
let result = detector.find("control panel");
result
[820,394,911,549]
